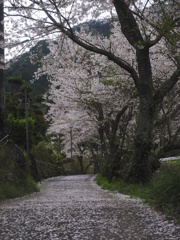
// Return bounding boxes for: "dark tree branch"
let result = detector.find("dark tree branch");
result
[154,67,180,106]
[34,0,140,87]
[113,0,144,48]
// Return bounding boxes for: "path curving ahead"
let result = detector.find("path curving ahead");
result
[0,175,179,240]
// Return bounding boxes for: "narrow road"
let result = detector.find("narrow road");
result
[0,175,179,240]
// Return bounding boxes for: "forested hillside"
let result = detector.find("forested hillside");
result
[5,20,111,95]
[5,40,50,95]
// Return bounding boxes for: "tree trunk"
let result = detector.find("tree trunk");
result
[0,1,5,140]
[77,155,84,174]
[127,48,155,184]
[127,98,155,183]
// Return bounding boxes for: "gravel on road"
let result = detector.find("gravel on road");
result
[0,175,180,240]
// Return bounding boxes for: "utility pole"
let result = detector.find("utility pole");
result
[0,0,5,140]
[70,127,73,172]
[25,89,29,155]
[58,133,61,153]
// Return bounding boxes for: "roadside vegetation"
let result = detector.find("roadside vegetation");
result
[0,177,38,201]
[0,78,66,202]
[0,141,39,201]
[96,159,180,223]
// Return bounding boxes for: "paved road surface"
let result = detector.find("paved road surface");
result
[0,175,180,240]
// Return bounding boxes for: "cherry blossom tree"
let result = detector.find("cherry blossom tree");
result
[38,38,137,179]
[5,0,180,183]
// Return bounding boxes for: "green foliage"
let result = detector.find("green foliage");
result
[0,141,29,184]
[7,113,35,126]
[167,159,180,164]
[5,91,23,117]
[148,163,180,218]
[33,94,44,103]
[24,176,39,193]
[69,156,94,175]
[0,141,39,201]
[96,161,180,221]
[101,78,114,86]
[0,183,22,200]
[31,142,65,179]
[96,174,125,191]
[20,82,33,93]
[0,177,39,201]
[5,40,50,96]
[5,77,48,149]
[31,113,47,144]
[51,153,63,165]
[7,76,24,86]
[6,113,35,148]
[31,141,52,163]
[7,76,24,96]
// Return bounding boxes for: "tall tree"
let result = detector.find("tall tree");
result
[41,39,136,180]
[0,0,5,140]
[6,0,180,183]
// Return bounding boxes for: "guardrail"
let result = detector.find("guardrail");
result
[159,156,180,161]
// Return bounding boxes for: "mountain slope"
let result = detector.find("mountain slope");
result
[5,19,111,95]
[6,40,50,95]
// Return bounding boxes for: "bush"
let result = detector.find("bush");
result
[6,114,36,149]
[0,141,30,185]
[0,141,39,201]
[148,163,180,218]
[0,176,39,201]
[0,183,21,200]
[25,176,39,193]
[31,142,65,179]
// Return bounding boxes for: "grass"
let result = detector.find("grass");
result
[96,160,180,223]
[96,174,151,199]
[0,176,39,201]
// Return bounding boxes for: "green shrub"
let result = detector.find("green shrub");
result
[0,176,39,201]
[25,176,39,193]
[0,141,39,201]
[50,153,63,165]
[0,141,30,185]
[6,114,36,148]
[31,141,52,163]
[148,163,180,217]
[0,183,22,200]
[31,142,65,179]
